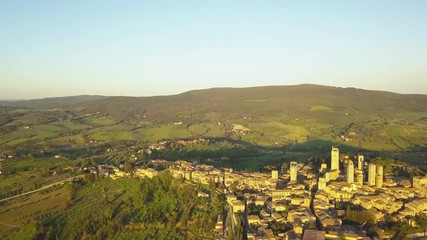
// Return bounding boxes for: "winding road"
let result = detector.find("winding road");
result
[0,175,83,203]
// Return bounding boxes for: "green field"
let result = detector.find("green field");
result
[188,124,209,135]
[309,105,333,112]
[250,122,309,142]
[397,112,427,122]
[2,157,70,172]
[0,188,69,232]
[133,125,191,142]
[80,115,117,126]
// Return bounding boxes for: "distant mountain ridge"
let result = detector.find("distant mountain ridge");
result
[71,84,427,122]
[2,84,427,122]
[0,95,107,108]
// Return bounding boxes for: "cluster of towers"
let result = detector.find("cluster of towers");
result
[271,161,298,182]
[330,147,384,188]
[349,156,383,188]
[367,164,384,188]
[274,146,385,188]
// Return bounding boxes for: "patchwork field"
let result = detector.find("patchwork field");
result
[0,85,426,167]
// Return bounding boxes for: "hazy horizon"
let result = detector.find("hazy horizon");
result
[1,83,427,101]
[1,0,427,99]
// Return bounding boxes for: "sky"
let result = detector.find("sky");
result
[0,0,426,99]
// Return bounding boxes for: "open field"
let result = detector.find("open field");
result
[133,125,191,142]
[1,114,426,152]
[396,112,427,122]
[80,115,117,126]
[2,157,71,172]
[0,188,69,232]
[309,105,333,112]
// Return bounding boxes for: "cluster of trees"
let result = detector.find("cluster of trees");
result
[269,222,292,235]
[345,206,374,224]
[344,206,427,239]
[344,206,380,238]
[226,212,243,240]
[31,171,224,240]
[247,204,262,215]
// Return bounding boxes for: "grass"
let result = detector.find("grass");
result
[81,116,116,126]
[0,188,69,232]
[360,141,398,151]
[397,112,427,122]
[89,131,135,141]
[188,124,209,136]
[0,222,37,240]
[113,131,134,141]
[50,119,89,130]
[2,157,70,172]
[4,138,28,146]
[385,125,411,149]
[309,105,333,112]
[0,127,33,145]
[88,132,112,141]
[203,123,226,137]
[111,230,154,239]
[87,125,135,141]
[0,118,92,146]
[29,125,61,140]
[134,125,191,142]
[0,173,32,195]
[2,159,33,171]
[47,134,86,145]
[392,136,411,149]
[241,132,265,145]
[251,121,309,142]
[406,125,427,137]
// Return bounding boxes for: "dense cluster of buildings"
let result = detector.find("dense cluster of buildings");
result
[99,146,427,239]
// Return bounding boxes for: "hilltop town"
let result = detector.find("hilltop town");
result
[91,146,427,240]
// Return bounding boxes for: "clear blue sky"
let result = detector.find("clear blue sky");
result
[1,0,426,99]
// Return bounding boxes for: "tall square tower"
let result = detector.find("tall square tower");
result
[331,147,340,171]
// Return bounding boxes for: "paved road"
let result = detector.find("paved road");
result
[0,175,83,203]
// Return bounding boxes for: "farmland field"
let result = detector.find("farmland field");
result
[0,188,69,232]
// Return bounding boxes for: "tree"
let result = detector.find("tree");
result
[209,178,216,194]
[226,213,233,240]
[124,162,133,173]
[234,214,243,240]
[27,153,34,163]
[281,162,289,170]
[80,158,92,168]
[415,214,427,238]
[84,173,96,183]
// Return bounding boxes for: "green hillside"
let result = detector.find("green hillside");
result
[1,84,427,152]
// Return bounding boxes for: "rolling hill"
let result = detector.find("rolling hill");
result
[1,84,427,152]
[77,84,427,122]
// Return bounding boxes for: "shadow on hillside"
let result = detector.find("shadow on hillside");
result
[283,139,364,153]
[144,137,378,171]
[216,137,368,154]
